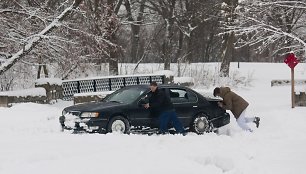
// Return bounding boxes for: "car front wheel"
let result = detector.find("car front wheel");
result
[107,116,130,134]
[192,113,213,134]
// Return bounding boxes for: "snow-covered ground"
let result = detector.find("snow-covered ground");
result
[0,63,306,174]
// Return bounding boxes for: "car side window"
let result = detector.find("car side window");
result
[187,91,198,103]
[169,88,188,103]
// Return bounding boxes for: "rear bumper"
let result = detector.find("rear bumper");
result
[59,115,108,133]
[210,112,230,128]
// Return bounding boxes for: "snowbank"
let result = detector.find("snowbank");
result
[0,87,46,97]
[35,78,62,86]
[0,97,305,174]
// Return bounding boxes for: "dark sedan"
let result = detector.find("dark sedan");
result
[59,85,230,134]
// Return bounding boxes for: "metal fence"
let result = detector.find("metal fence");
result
[62,75,165,100]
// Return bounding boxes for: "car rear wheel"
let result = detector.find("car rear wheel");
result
[107,116,130,134]
[192,113,213,134]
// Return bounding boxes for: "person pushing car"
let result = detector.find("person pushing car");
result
[213,87,260,132]
[144,81,185,135]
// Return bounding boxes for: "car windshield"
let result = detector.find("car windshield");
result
[104,88,146,104]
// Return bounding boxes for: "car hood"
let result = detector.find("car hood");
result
[64,101,126,113]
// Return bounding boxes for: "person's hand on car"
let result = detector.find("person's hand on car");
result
[218,102,223,108]
[144,103,150,109]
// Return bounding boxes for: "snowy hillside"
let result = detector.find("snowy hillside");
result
[0,63,306,174]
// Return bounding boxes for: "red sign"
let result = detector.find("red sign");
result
[284,53,299,69]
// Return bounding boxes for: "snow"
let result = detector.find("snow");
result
[155,70,175,78]
[0,63,306,174]
[35,78,62,86]
[0,87,46,97]
[62,73,166,82]
[294,82,306,93]
[174,76,194,84]
[0,0,77,74]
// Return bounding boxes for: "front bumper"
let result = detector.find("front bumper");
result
[59,114,108,133]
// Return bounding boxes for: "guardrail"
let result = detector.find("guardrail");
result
[62,74,166,100]
[271,79,306,87]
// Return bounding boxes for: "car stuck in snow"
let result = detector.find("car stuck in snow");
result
[59,85,230,134]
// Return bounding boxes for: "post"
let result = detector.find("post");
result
[291,68,295,108]
[284,53,299,108]
[109,78,112,91]
[123,77,126,87]
[77,81,80,93]
[0,95,8,107]
[93,80,97,92]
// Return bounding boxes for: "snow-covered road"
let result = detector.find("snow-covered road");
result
[1,63,306,174]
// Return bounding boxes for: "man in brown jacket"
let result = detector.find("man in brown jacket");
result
[213,87,260,132]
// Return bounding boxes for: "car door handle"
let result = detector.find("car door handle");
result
[193,106,198,108]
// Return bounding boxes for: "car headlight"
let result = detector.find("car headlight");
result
[62,109,67,116]
[80,112,99,118]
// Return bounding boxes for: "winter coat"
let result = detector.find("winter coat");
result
[219,87,249,119]
[148,88,174,116]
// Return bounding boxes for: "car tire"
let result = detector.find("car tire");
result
[191,113,213,134]
[107,116,130,134]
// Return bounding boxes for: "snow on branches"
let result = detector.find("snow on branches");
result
[0,0,83,75]
[223,0,306,58]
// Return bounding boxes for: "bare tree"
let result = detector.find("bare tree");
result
[0,0,83,75]
[223,0,306,61]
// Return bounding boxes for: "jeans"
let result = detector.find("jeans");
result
[236,109,255,132]
[159,111,185,134]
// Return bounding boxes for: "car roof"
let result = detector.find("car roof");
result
[122,84,190,90]
[121,84,206,99]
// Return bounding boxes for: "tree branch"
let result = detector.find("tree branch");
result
[0,0,83,75]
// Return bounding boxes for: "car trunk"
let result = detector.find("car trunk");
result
[208,99,226,116]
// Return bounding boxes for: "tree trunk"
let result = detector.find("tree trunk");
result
[43,65,49,78]
[109,52,118,75]
[205,32,215,62]
[220,0,238,77]
[186,34,193,63]
[125,0,145,63]
[130,26,140,62]
[37,64,49,79]
[105,0,121,75]
[176,31,183,77]
[37,65,42,79]
[220,32,235,77]
[163,18,174,70]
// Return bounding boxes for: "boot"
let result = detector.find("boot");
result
[253,117,260,128]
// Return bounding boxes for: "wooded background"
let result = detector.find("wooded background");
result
[0,0,305,90]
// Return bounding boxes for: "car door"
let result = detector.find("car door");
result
[128,92,158,128]
[167,88,198,127]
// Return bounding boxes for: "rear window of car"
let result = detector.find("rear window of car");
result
[169,88,189,103]
[187,91,198,103]
[168,88,198,103]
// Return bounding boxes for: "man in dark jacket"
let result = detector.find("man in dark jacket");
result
[144,82,185,134]
[213,87,260,132]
